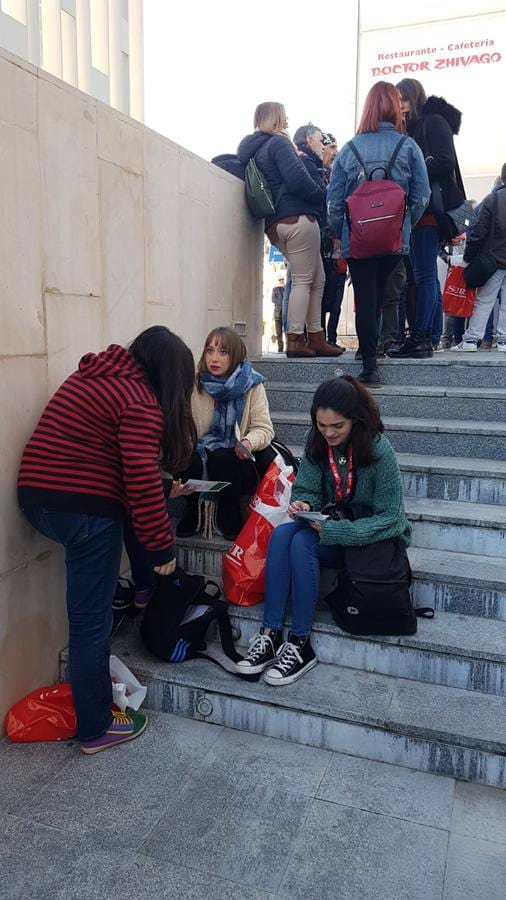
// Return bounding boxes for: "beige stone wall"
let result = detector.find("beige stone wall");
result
[0,46,263,731]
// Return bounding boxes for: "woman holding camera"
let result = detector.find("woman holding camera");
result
[237,376,411,685]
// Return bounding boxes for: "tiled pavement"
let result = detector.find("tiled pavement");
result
[1,712,505,899]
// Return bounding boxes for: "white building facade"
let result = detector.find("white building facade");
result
[0,0,143,120]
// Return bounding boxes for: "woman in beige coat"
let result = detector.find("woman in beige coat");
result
[177,327,275,541]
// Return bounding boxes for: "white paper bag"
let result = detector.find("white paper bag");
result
[109,655,147,712]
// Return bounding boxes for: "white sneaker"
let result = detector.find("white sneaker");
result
[497,341,506,352]
[450,341,478,352]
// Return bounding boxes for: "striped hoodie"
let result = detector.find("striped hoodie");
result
[18,344,175,565]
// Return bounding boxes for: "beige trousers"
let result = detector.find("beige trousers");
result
[273,216,325,334]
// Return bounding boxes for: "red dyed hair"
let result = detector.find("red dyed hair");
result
[357,82,404,134]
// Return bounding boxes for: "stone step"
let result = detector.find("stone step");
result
[287,448,506,505]
[176,539,506,621]
[272,411,506,460]
[266,382,506,422]
[108,623,506,787]
[405,497,506,556]
[253,352,506,389]
[397,453,506,505]
[224,603,506,697]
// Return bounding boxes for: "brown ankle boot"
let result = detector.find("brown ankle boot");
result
[286,333,316,358]
[307,330,345,357]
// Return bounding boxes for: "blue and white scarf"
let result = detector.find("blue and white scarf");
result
[197,360,264,476]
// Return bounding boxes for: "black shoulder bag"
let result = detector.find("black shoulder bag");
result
[140,567,258,680]
[464,190,499,288]
[320,505,433,636]
[422,120,476,241]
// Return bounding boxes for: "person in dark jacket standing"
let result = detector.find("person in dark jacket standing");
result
[17,327,197,754]
[388,80,467,359]
[238,102,340,358]
[452,167,506,351]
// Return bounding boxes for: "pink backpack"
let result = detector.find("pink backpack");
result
[345,137,407,258]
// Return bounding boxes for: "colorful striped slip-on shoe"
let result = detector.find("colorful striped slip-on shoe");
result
[80,710,148,755]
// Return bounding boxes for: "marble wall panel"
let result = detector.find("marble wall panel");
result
[97,101,142,174]
[179,194,209,356]
[39,78,101,296]
[45,293,104,394]
[0,54,37,132]
[0,357,49,574]
[0,120,44,355]
[0,549,67,725]
[143,133,180,307]
[99,160,144,346]
[143,302,182,339]
[179,148,209,205]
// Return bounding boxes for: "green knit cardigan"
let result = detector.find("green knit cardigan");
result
[291,433,412,547]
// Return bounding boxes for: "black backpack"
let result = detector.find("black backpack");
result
[325,539,433,636]
[140,567,257,680]
[271,438,300,475]
[211,154,246,180]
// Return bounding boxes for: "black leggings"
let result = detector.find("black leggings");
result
[183,445,276,502]
[348,255,402,359]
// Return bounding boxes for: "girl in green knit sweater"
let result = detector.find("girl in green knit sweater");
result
[237,376,411,685]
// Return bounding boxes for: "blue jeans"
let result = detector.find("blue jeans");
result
[263,521,339,638]
[410,226,441,332]
[321,266,346,344]
[484,307,495,342]
[282,265,292,335]
[124,516,155,592]
[432,281,443,344]
[21,507,123,742]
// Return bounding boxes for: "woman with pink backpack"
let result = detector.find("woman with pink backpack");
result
[327,82,430,386]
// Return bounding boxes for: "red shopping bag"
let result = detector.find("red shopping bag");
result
[222,454,295,606]
[6,683,77,742]
[442,265,476,317]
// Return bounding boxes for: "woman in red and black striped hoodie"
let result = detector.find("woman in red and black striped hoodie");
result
[18,326,196,754]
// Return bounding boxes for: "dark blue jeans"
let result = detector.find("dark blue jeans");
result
[282,265,292,335]
[124,516,155,592]
[484,308,495,342]
[21,507,123,742]
[263,521,339,638]
[410,225,441,332]
[321,265,346,344]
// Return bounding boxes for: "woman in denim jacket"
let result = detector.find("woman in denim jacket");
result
[328,82,430,385]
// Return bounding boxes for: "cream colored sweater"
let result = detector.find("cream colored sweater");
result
[191,383,274,452]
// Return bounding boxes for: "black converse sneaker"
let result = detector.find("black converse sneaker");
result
[263,633,317,686]
[236,629,281,675]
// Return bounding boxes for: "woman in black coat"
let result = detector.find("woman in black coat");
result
[388,80,466,359]
[238,102,340,358]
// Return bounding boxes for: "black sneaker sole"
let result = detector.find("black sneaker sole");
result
[263,657,317,686]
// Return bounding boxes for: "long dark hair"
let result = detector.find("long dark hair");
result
[396,78,427,128]
[306,376,384,467]
[129,326,197,473]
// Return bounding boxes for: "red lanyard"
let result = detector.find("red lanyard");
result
[327,445,354,505]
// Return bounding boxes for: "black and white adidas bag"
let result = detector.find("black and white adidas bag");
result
[140,567,256,680]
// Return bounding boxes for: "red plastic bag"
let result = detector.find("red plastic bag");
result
[442,265,476,317]
[223,454,295,606]
[6,684,77,742]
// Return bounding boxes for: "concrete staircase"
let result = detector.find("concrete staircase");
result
[110,352,506,788]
